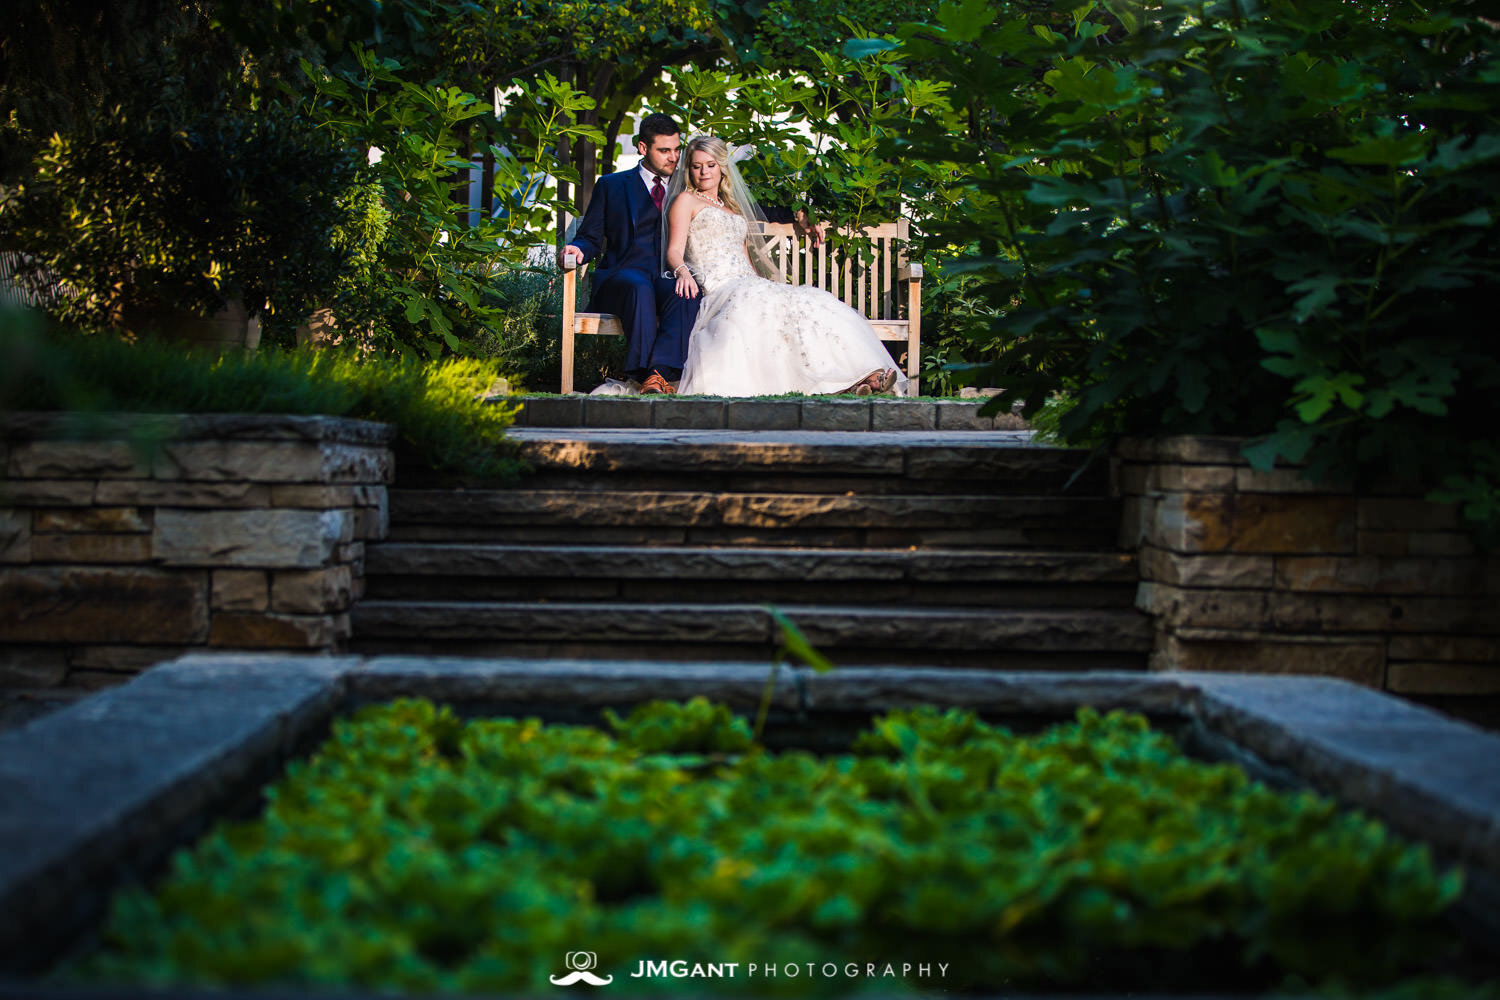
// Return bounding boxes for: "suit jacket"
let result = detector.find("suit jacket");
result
[570,168,663,294]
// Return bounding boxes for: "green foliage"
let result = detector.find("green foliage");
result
[0,103,361,336]
[222,0,720,198]
[0,2,242,177]
[663,27,960,244]
[289,46,605,360]
[605,697,754,754]
[889,0,1500,530]
[0,318,523,482]
[69,699,1478,995]
[466,265,624,393]
[918,256,1012,396]
[742,0,942,72]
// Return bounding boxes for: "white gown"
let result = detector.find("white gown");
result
[675,207,909,397]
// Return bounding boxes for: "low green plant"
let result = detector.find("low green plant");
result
[0,318,523,482]
[68,698,1481,996]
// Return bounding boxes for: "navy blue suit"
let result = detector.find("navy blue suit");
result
[570,168,700,381]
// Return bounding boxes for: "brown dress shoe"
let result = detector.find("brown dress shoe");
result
[640,371,676,395]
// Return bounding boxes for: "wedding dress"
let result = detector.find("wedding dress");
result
[675,207,909,397]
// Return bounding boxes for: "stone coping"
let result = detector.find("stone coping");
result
[0,413,397,446]
[3,655,1499,984]
[509,394,1025,432]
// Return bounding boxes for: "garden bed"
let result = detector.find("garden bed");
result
[2,657,1499,997]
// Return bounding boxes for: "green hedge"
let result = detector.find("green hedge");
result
[0,310,523,483]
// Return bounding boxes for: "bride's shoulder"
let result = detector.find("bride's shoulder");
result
[669,193,702,222]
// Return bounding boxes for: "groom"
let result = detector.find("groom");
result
[562,113,696,395]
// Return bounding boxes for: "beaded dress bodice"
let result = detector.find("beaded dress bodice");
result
[683,206,756,293]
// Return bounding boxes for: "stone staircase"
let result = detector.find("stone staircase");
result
[351,421,1152,670]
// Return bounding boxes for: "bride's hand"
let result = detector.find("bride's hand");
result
[674,267,699,299]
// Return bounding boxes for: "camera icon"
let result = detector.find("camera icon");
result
[566,952,599,972]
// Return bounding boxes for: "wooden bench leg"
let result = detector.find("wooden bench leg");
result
[907,276,922,397]
[561,263,577,394]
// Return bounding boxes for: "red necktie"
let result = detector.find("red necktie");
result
[651,176,665,211]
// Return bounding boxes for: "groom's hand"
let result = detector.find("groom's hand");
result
[560,245,584,269]
[793,210,827,246]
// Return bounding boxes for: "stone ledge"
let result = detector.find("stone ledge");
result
[1177,671,1500,871]
[0,654,355,973]
[349,656,800,711]
[0,413,397,447]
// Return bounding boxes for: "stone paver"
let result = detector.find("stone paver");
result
[871,398,938,431]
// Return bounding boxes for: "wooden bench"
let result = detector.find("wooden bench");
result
[560,219,923,395]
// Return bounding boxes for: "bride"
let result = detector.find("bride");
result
[663,135,908,398]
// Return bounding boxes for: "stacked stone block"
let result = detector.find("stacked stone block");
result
[0,414,394,692]
[1116,436,1500,696]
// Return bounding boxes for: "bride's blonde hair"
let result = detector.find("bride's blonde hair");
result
[681,135,742,216]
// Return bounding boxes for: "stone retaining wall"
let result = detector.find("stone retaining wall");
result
[1116,436,1500,698]
[0,414,394,693]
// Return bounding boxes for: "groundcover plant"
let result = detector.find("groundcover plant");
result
[70,698,1485,995]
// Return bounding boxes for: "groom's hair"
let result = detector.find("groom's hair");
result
[635,113,681,147]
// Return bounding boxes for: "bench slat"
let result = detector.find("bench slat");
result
[575,313,625,338]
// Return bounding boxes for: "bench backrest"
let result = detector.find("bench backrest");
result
[752,219,913,323]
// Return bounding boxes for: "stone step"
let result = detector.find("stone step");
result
[363,544,1139,608]
[506,428,1107,496]
[348,601,1153,670]
[386,489,1121,549]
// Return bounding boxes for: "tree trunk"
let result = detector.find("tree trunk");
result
[481,148,496,219]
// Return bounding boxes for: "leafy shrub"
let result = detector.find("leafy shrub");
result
[0,102,361,338]
[0,316,523,483]
[892,0,1500,537]
[68,698,1480,996]
[291,47,604,362]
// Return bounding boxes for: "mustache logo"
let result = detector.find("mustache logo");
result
[552,951,613,986]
